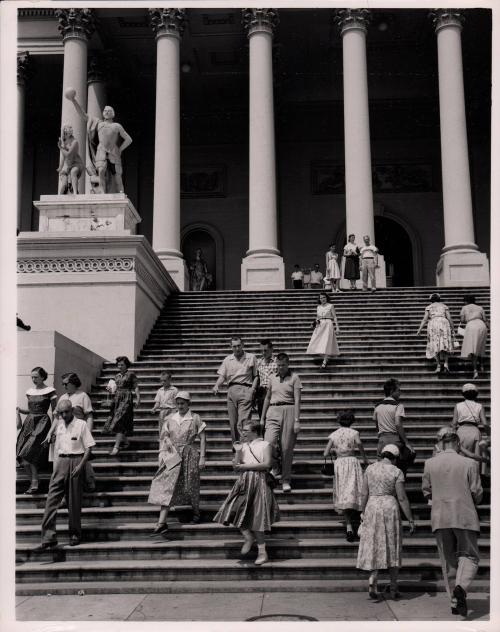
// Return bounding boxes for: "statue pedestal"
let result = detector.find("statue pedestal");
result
[34,194,141,235]
[436,248,490,287]
[241,254,285,291]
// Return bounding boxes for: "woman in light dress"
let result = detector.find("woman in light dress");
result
[325,244,341,292]
[214,420,280,566]
[451,383,489,466]
[416,293,455,373]
[357,444,415,600]
[343,234,360,290]
[323,410,368,541]
[459,295,488,379]
[148,391,206,533]
[306,291,340,368]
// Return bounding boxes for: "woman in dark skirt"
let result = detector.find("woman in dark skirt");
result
[214,420,280,566]
[343,234,361,290]
[103,356,140,455]
[16,366,57,493]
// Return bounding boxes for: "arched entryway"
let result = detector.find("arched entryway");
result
[181,225,223,290]
[374,216,414,286]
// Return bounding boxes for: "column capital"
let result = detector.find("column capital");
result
[242,8,279,37]
[334,8,371,36]
[87,53,107,84]
[55,8,96,42]
[149,8,187,40]
[429,9,465,33]
[17,52,31,87]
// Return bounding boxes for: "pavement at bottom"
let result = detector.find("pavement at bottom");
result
[13,591,490,622]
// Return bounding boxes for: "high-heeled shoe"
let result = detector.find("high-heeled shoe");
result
[368,583,378,600]
[254,552,268,566]
[241,536,255,555]
[109,446,120,456]
[434,365,441,373]
[151,523,168,535]
[25,483,39,495]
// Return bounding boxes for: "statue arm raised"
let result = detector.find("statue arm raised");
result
[67,93,89,123]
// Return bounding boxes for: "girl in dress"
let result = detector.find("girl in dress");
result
[16,366,57,493]
[343,234,360,290]
[214,419,280,566]
[416,293,455,373]
[325,244,341,292]
[306,291,340,368]
[103,356,141,455]
[357,445,415,600]
[323,410,368,541]
[459,295,488,379]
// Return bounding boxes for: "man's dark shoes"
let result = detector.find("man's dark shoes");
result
[69,536,80,546]
[453,585,467,617]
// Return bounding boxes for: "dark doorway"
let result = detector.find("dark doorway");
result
[182,229,217,290]
[374,216,414,287]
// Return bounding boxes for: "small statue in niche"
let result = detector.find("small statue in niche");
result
[57,124,84,195]
[190,248,209,291]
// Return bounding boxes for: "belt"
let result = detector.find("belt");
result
[458,422,479,426]
[228,383,252,388]
[362,257,375,260]
[270,402,294,407]
[58,453,84,458]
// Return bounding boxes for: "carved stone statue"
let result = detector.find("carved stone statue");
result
[65,87,132,194]
[190,248,210,291]
[57,124,84,195]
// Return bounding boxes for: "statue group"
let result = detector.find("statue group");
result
[59,87,132,195]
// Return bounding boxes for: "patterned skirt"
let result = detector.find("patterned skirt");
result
[148,444,200,509]
[214,470,280,532]
[103,389,134,435]
[426,316,453,359]
[16,413,51,465]
[357,494,402,571]
[333,456,364,513]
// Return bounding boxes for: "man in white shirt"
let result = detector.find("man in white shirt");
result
[38,400,95,548]
[359,235,379,292]
[291,265,304,289]
[310,264,324,289]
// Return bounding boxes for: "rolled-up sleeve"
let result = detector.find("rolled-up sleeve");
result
[217,357,228,379]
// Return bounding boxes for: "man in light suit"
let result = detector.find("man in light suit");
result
[422,430,483,617]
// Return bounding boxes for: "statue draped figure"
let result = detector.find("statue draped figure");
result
[190,249,210,291]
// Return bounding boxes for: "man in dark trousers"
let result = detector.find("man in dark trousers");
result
[422,430,483,617]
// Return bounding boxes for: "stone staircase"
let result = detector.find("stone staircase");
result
[16,287,491,595]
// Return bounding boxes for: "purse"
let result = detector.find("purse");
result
[321,455,335,477]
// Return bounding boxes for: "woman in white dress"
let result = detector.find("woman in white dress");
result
[306,292,340,368]
[459,295,488,379]
[325,244,341,292]
[323,410,368,541]
[416,293,455,374]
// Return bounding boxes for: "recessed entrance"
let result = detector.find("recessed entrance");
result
[181,229,217,290]
[374,216,414,287]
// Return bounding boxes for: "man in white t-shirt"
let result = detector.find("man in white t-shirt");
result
[359,235,379,292]
[291,265,304,289]
[310,264,324,289]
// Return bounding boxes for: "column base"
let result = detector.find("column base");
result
[241,253,285,291]
[436,248,490,287]
[157,254,189,291]
[339,255,387,289]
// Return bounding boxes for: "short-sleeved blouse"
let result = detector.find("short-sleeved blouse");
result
[328,427,360,455]
[57,390,93,415]
[115,371,138,391]
[425,303,449,319]
[460,304,486,323]
[242,438,269,464]
[455,400,483,425]
[365,460,404,495]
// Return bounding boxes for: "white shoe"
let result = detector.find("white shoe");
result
[282,482,291,493]
[241,536,255,555]
[254,553,268,566]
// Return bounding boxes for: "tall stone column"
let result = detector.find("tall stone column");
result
[56,8,95,193]
[241,8,284,291]
[17,53,30,232]
[149,9,188,291]
[85,54,107,193]
[430,9,489,286]
[335,9,385,288]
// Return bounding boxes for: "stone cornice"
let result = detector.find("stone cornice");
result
[19,9,55,18]
[55,8,96,43]
[149,9,187,40]
[429,9,465,33]
[334,8,371,35]
[242,8,279,37]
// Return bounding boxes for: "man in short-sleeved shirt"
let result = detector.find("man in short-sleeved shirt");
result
[291,265,304,289]
[310,264,324,289]
[360,235,379,292]
[255,340,278,417]
[213,338,258,442]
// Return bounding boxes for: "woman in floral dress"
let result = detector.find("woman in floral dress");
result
[103,356,140,455]
[325,244,341,292]
[323,410,368,541]
[16,366,57,493]
[416,293,455,373]
[148,391,206,533]
[459,295,488,379]
[306,291,340,368]
[357,445,415,600]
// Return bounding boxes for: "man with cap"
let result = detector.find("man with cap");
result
[422,430,483,617]
[37,400,95,548]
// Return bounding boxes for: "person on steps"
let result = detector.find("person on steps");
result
[306,291,340,369]
[416,293,455,374]
[151,371,178,437]
[459,295,488,379]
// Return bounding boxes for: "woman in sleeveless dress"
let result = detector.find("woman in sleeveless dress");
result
[343,234,360,290]
[306,291,340,368]
[459,295,488,379]
[325,244,341,292]
[416,293,455,373]
[214,420,280,566]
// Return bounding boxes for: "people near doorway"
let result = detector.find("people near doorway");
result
[16,366,57,494]
[302,267,311,289]
[356,444,415,600]
[325,244,341,292]
[260,352,302,493]
[373,378,414,476]
[214,419,280,566]
[306,291,340,368]
[359,235,379,292]
[291,264,304,289]
[213,337,258,443]
[189,248,209,291]
[310,264,324,289]
[422,430,483,617]
[151,371,179,436]
[343,234,361,290]
[148,391,206,533]
[416,293,455,374]
[37,400,95,548]
[459,295,488,379]
[102,356,140,455]
[323,410,368,542]
[255,340,278,418]
[451,383,489,466]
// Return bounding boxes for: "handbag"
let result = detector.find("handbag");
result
[321,455,335,477]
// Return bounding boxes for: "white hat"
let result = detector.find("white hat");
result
[462,383,477,393]
[381,444,400,457]
[176,390,191,401]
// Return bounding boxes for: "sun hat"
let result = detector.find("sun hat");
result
[462,383,477,393]
[381,444,400,457]
[175,390,191,401]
